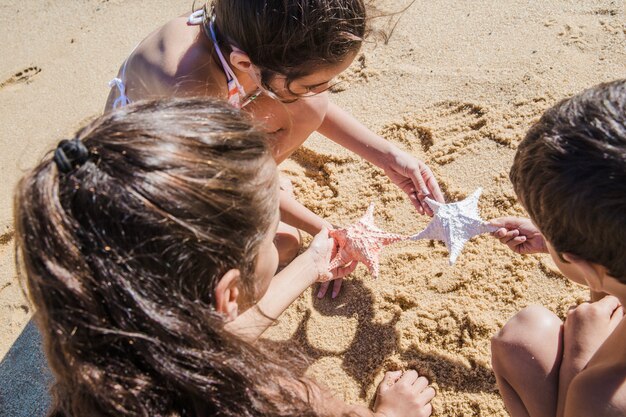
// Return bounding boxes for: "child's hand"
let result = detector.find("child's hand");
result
[307,228,357,283]
[316,240,357,299]
[489,217,548,254]
[562,296,623,375]
[383,149,445,217]
[373,370,435,417]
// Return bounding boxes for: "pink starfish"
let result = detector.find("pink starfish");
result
[329,203,406,278]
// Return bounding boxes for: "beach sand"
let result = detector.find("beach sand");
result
[1,0,624,415]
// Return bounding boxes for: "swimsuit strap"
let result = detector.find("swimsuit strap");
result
[188,9,260,109]
[108,43,139,109]
[108,77,130,109]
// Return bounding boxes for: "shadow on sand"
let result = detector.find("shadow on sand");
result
[286,279,497,400]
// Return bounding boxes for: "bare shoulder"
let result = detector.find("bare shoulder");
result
[124,15,218,98]
[287,93,330,128]
[153,16,211,77]
[565,364,626,417]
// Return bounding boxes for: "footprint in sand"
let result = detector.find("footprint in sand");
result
[381,101,492,166]
[0,66,42,91]
[557,24,589,50]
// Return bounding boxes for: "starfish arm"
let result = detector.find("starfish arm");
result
[447,234,470,265]
[410,219,443,241]
[368,256,381,279]
[424,197,443,214]
[458,188,483,215]
[445,226,471,265]
[361,202,376,225]
[380,234,409,246]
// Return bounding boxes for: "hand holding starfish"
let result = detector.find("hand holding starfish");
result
[308,228,359,282]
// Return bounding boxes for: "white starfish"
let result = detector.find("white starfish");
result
[410,188,498,265]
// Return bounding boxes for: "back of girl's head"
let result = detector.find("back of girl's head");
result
[208,0,366,82]
[15,98,320,416]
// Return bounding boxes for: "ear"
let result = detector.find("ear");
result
[214,269,241,321]
[562,253,605,292]
[229,49,253,73]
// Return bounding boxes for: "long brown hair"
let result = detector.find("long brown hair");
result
[204,0,366,93]
[15,98,322,416]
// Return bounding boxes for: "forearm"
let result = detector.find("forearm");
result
[225,253,318,342]
[280,189,331,236]
[303,378,380,417]
[317,102,396,169]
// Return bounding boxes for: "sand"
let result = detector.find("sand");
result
[0,0,624,415]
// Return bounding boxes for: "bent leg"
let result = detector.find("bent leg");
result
[491,305,563,417]
[274,221,301,266]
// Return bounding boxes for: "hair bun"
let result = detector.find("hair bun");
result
[54,139,90,174]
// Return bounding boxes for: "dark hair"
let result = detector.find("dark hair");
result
[15,98,323,416]
[510,79,626,281]
[205,0,366,92]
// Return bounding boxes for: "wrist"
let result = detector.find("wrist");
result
[296,250,325,285]
[372,140,397,169]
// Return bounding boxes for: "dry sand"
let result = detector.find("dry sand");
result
[1,0,624,415]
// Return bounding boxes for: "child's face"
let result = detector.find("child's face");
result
[545,240,589,287]
[261,51,358,101]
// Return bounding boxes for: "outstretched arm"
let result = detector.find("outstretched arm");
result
[317,102,444,215]
[225,229,356,342]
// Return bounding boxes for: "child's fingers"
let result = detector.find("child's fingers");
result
[398,369,419,385]
[413,376,429,391]
[317,281,331,299]
[335,261,358,279]
[419,386,436,403]
[409,191,426,215]
[489,216,526,229]
[408,168,430,197]
[493,228,508,238]
[612,305,624,320]
[507,236,527,248]
[425,170,445,204]
[595,295,622,316]
[408,173,435,217]
[331,278,343,299]
[499,229,520,244]
[380,370,403,392]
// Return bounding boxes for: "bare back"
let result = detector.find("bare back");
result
[105,15,329,163]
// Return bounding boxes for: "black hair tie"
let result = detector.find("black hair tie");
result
[54,139,90,174]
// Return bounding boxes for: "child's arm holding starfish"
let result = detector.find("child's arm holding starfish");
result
[318,102,445,216]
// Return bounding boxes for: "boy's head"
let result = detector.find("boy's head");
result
[510,79,626,286]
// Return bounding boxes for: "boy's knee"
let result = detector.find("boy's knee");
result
[492,305,562,367]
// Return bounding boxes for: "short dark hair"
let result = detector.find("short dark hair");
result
[510,79,626,281]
